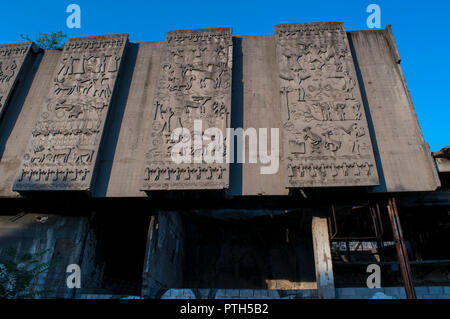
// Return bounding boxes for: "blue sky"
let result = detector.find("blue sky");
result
[0,0,448,151]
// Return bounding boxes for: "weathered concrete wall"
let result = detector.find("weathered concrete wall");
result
[141,211,185,298]
[276,23,379,188]
[348,27,441,192]
[13,35,129,192]
[100,35,288,197]
[0,25,442,197]
[0,43,37,122]
[239,35,287,196]
[141,28,232,191]
[0,213,101,298]
[0,50,60,198]
[93,41,165,197]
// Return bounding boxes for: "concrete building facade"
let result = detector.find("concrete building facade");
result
[0,22,448,299]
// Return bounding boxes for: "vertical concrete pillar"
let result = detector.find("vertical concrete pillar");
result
[311,210,335,299]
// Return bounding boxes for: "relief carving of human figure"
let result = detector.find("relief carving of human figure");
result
[58,55,76,77]
[339,122,366,155]
[307,44,327,70]
[294,72,311,102]
[303,126,323,154]
[0,60,17,83]
[343,71,356,100]
[154,101,174,133]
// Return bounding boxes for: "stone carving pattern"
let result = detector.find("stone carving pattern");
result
[13,35,128,191]
[142,28,232,190]
[275,23,379,187]
[0,43,34,120]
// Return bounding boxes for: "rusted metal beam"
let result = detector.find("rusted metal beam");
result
[387,197,416,299]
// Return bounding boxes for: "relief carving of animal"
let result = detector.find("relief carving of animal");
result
[54,78,78,95]
[55,99,84,118]
[92,74,112,98]
[184,96,211,114]
[50,146,73,163]
[73,145,94,164]
[199,64,225,89]
[322,130,342,153]
[29,145,46,163]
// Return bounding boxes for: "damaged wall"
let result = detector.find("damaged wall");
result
[0,24,441,198]
[141,209,317,296]
[182,211,316,290]
[0,213,102,298]
[348,27,440,192]
[142,211,185,298]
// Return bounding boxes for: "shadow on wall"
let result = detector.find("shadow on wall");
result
[227,37,244,196]
[0,208,151,298]
[0,49,41,161]
[92,43,138,197]
[143,210,316,292]
[0,213,93,298]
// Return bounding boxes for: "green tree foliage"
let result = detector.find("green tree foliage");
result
[0,247,57,299]
[20,31,67,50]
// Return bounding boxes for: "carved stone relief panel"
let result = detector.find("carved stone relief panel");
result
[275,23,379,187]
[142,28,232,190]
[0,42,35,121]
[13,34,128,192]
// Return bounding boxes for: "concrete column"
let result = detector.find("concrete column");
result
[311,210,335,299]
